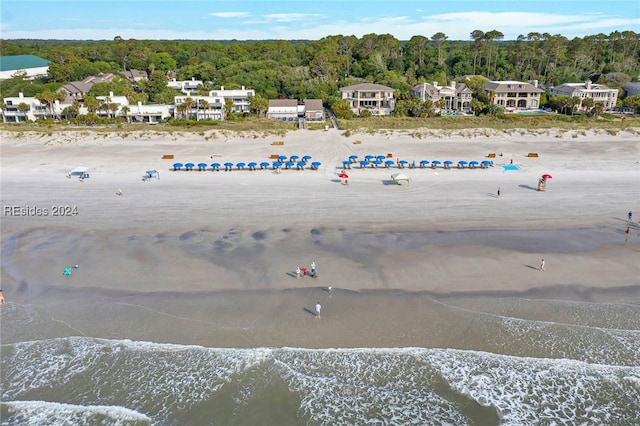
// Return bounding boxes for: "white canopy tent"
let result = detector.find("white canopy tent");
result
[68,167,89,176]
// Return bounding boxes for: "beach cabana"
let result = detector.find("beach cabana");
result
[185,162,195,171]
[172,163,183,171]
[391,172,410,185]
[260,162,270,170]
[197,162,208,171]
[211,162,221,171]
[68,166,89,177]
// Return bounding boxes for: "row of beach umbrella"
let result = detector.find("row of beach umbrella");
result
[172,158,321,172]
[342,156,493,170]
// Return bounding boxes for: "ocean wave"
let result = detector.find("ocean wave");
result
[0,400,152,426]
[2,339,639,425]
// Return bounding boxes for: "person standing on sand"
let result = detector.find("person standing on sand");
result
[327,285,332,294]
[310,261,316,277]
[540,259,545,271]
[296,267,301,280]
[628,211,633,222]
[497,188,501,197]
[302,266,308,277]
[315,302,321,319]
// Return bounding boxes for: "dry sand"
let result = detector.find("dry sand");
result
[1,127,639,347]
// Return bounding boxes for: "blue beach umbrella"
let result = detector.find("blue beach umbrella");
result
[385,160,395,167]
[360,160,370,168]
[302,155,312,161]
[348,155,358,163]
[431,160,442,167]
[399,160,409,165]
[343,160,352,167]
[297,161,307,169]
[278,155,287,162]
[481,160,492,166]
[236,162,246,170]
[364,154,375,161]
[289,155,300,161]
[223,162,233,171]
[420,160,430,166]
[273,161,282,169]
[458,160,468,165]
[185,162,195,170]
[197,162,208,171]
[469,161,479,166]
[260,162,270,169]
[443,160,453,165]
[376,155,386,162]
[311,161,321,170]
[211,162,221,170]
[248,162,257,170]
[172,162,183,170]
[285,161,294,169]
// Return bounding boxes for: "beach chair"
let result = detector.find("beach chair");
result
[63,267,72,276]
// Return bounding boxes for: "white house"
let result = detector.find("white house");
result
[484,80,544,110]
[338,83,395,116]
[0,55,50,80]
[1,92,65,122]
[412,81,473,112]
[550,80,618,111]
[266,99,299,121]
[167,78,203,94]
[128,102,171,123]
[173,95,224,120]
[208,86,255,113]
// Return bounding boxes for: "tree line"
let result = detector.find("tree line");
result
[1,30,639,118]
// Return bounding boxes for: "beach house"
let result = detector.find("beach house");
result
[550,80,618,111]
[167,77,203,95]
[412,81,473,113]
[266,99,299,121]
[208,86,255,113]
[483,80,544,111]
[339,83,395,116]
[59,74,117,102]
[173,95,224,120]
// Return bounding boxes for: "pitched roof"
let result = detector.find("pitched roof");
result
[0,55,50,72]
[303,99,323,111]
[339,83,394,92]
[484,81,543,93]
[269,99,298,107]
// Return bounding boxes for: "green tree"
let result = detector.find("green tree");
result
[248,94,268,116]
[224,98,234,118]
[431,32,448,66]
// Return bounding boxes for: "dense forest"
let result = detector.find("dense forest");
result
[1,30,639,117]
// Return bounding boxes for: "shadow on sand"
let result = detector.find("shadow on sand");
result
[303,307,317,317]
[518,184,539,191]
[524,264,539,270]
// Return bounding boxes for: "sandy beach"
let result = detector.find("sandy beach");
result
[1,127,639,347]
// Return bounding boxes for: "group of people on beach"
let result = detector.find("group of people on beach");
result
[296,261,317,279]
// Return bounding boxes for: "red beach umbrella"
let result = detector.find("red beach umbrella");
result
[542,174,553,179]
[338,173,349,178]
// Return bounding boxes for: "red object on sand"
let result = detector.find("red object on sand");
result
[338,173,349,178]
[542,174,553,179]
[302,267,308,275]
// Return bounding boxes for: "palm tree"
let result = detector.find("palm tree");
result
[198,99,209,120]
[581,97,594,113]
[176,104,187,120]
[183,97,195,120]
[591,103,604,117]
[121,106,131,123]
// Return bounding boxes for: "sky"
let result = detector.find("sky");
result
[1,0,638,41]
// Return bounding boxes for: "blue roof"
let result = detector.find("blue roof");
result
[0,55,50,72]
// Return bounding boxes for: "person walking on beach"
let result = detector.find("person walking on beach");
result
[0,289,5,305]
[315,302,322,319]
[628,211,633,222]
[625,227,630,242]
[497,187,501,197]
[301,266,308,277]
[310,261,316,277]
[296,267,301,280]
[540,259,545,271]
[327,285,332,294]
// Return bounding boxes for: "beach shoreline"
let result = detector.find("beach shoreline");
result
[1,127,639,348]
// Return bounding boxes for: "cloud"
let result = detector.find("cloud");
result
[208,12,250,19]
[263,13,322,23]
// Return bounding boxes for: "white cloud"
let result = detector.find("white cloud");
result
[208,12,250,19]
[263,13,322,23]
